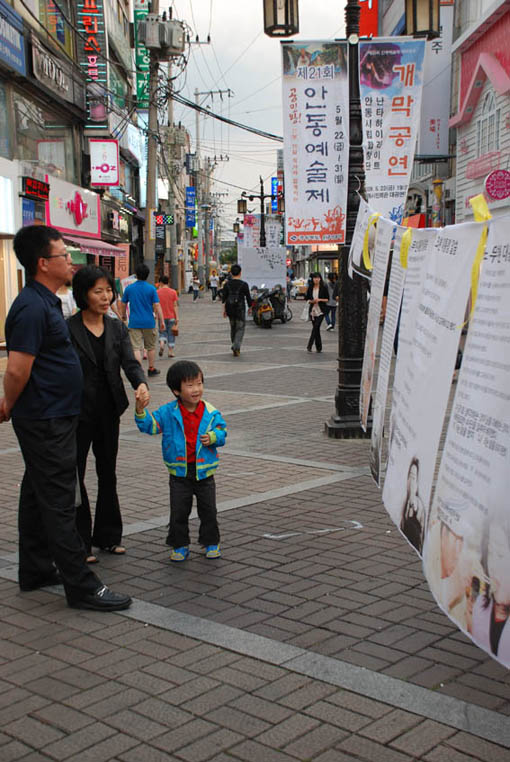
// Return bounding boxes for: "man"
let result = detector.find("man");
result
[0,225,131,611]
[120,263,165,377]
[221,263,252,357]
[157,275,179,358]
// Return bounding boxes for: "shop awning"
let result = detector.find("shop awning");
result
[64,235,125,257]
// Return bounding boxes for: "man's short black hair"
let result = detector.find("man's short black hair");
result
[230,264,241,276]
[136,263,150,280]
[160,275,169,285]
[13,225,63,278]
[72,266,116,311]
[167,360,204,396]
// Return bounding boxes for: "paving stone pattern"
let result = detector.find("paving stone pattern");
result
[0,293,509,760]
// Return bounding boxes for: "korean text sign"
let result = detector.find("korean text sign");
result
[359,38,425,223]
[282,41,349,246]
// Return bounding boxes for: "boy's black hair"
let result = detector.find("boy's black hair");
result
[136,263,150,280]
[160,274,169,284]
[13,225,63,278]
[230,263,241,276]
[72,265,116,310]
[166,360,204,396]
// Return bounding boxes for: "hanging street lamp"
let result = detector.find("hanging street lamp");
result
[405,0,440,40]
[263,0,299,38]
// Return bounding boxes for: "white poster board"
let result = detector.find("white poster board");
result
[238,247,287,291]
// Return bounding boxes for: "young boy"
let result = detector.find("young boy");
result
[135,360,226,561]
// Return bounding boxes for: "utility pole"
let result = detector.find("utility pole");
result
[143,0,159,283]
[194,88,204,286]
[167,62,179,291]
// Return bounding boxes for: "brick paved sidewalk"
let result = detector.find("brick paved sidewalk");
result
[1,293,509,761]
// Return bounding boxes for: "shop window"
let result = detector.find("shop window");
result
[39,0,74,57]
[0,82,11,159]
[476,91,500,157]
[13,91,75,182]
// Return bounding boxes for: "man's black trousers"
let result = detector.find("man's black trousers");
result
[166,464,219,548]
[13,416,100,602]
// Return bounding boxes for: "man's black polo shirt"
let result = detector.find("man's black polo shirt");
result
[5,280,83,419]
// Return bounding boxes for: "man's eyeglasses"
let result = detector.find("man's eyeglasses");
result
[45,252,71,260]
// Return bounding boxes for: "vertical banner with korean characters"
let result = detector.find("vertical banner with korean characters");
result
[359,38,425,222]
[423,215,510,668]
[383,223,484,557]
[370,226,407,486]
[360,216,394,431]
[282,42,349,245]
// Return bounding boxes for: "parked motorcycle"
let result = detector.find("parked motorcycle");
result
[252,286,275,328]
[269,284,293,323]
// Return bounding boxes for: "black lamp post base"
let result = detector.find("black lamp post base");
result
[325,415,371,439]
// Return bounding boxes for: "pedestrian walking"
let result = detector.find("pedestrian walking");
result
[56,281,77,319]
[210,270,219,301]
[135,360,227,561]
[157,275,179,358]
[325,272,338,330]
[221,263,253,357]
[119,263,165,377]
[68,266,149,564]
[0,225,131,611]
[305,272,329,353]
[192,275,200,301]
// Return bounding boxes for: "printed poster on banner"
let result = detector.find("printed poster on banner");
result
[282,41,349,246]
[359,38,425,222]
[237,247,286,291]
[370,226,407,486]
[360,216,394,432]
[242,215,282,249]
[382,222,484,557]
[423,216,510,668]
[348,197,375,278]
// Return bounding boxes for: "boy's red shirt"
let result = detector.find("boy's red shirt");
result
[178,400,205,463]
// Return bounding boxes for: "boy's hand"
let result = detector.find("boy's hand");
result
[135,383,150,409]
[200,433,212,446]
[135,400,146,415]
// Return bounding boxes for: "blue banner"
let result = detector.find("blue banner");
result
[271,177,278,213]
[0,0,26,76]
[185,209,196,228]
[185,186,196,207]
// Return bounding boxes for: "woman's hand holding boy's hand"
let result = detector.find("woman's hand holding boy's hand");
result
[135,383,150,414]
[200,433,212,446]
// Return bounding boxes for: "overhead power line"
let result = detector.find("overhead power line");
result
[171,93,283,143]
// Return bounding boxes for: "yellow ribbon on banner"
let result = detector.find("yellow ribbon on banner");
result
[468,194,492,323]
[400,228,413,269]
[362,212,381,271]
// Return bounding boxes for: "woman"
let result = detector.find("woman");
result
[68,266,149,563]
[324,272,338,331]
[305,272,329,352]
[210,270,219,301]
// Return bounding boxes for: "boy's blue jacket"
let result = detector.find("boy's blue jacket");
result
[135,399,227,479]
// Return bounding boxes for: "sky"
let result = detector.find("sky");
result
[166,0,348,239]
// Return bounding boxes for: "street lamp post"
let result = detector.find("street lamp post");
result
[238,176,277,248]
[325,0,370,439]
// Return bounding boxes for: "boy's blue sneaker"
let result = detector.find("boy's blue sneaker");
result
[170,547,190,562]
[205,544,221,559]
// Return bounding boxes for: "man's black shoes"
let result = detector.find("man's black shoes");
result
[20,572,62,591]
[148,367,160,377]
[68,585,132,611]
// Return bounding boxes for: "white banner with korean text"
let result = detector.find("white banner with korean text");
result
[423,216,510,668]
[382,223,484,557]
[359,38,425,223]
[282,41,349,246]
[370,226,406,486]
[348,197,375,278]
[360,216,394,432]
[237,247,287,291]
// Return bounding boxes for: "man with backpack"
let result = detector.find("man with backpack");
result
[221,264,253,357]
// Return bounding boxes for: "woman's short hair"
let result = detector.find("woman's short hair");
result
[72,266,116,311]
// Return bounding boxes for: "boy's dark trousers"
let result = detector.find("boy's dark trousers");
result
[166,463,220,548]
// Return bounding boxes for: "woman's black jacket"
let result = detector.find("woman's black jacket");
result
[305,283,329,315]
[67,313,146,421]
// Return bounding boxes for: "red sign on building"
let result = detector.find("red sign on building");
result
[359,0,378,38]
